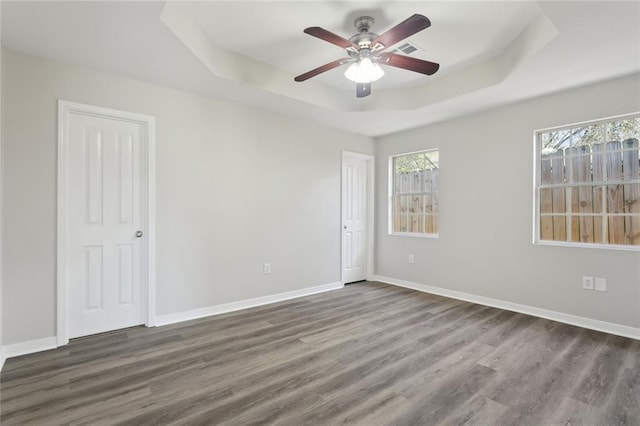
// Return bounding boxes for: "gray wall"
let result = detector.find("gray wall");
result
[0,3,4,360]
[1,49,374,345]
[3,46,639,348]
[376,73,640,329]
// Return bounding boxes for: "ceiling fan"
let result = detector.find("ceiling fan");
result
[294,14,440,98]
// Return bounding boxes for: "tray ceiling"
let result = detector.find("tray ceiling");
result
[2,1,639,136]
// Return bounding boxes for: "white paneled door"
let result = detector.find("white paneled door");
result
[342,154,369,283]
[65,111,147,339]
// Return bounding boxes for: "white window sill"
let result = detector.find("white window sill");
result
[534,240,640,252]
[390,232,439,239]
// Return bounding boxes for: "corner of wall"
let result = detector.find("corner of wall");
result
[0,0,5,373]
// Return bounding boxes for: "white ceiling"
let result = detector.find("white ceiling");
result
[183,1,540,90]
[2,1,639,137]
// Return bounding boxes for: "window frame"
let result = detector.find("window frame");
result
[388,148,440,238]
[533,111,640,251]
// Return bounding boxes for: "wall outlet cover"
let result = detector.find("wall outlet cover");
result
[595,277,606,292]
[582,276,594,290]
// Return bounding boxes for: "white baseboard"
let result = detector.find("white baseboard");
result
[2,336,58,361]
[373,275,640,341]
[0,283,344,362]
[155,281,344,327]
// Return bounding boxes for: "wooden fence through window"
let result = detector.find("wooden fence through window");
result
[393,169,439,234]
[540,138,640,246]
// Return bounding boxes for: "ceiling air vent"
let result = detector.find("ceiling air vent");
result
[392,41,421,55]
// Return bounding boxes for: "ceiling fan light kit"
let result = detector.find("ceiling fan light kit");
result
[295,14,440,98]
[344,57,384,83]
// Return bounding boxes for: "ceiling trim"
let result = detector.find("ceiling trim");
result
[160,2,355,110]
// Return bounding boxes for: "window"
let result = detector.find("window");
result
[390,149,439,236]
[535,113,640,249]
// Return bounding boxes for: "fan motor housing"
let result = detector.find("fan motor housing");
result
[348,32,379,47]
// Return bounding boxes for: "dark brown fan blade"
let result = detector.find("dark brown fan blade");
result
[304,27,359,51]
[379,53,439,75]
[356,82,371,98]
[371,14,431,50]
[294,58,348,82]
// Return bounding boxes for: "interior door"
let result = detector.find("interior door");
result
[342,155,368,283]
[66,112,146,338]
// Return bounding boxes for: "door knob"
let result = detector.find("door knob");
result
[135,230,144,238]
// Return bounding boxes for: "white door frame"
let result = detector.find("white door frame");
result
[341,151,375,283]
[57,100,156,347]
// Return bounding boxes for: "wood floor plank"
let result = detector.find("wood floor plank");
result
[437,395,508,426]
[1,281,638,425]
[393,363,498,426]
[486,327,606,425]
[549,397,606,426]
[601,366,640,425]
[571,334,634,407]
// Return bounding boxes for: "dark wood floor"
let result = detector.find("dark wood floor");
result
[1,282,639,425]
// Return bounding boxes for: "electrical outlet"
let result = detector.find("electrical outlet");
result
[595,277,607,292]
[263,263,271,274]
[408,255,414,264]
[582,276,594,290]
